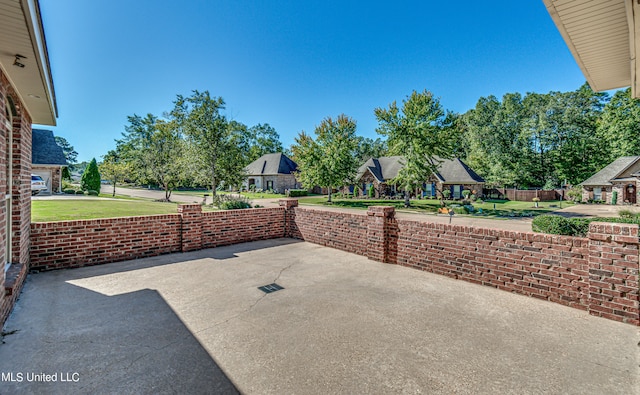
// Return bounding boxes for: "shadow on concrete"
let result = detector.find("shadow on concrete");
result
[53,238,303,282]
[0,280,239,394]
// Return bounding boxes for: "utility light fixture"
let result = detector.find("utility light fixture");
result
[13,54,26,68]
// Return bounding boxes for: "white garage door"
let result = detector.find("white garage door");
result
[32,169,51,193]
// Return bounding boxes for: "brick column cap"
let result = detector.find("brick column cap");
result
[177,203,202,213]
[279,199,299,209]
[367,205,395,218]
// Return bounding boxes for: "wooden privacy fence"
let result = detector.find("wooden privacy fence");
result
[484,188,565,201]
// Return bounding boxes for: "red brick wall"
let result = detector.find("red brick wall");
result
[287,206,369,256]
[394,220,591,310]
[201,207,286,248]
[30,214,182,271]
[587,222,640,324]
[1,67,34,328]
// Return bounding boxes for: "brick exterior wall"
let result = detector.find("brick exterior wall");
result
[1,67,35,328]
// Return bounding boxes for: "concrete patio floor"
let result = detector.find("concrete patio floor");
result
[1,239,638,394]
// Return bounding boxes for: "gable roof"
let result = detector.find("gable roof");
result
[245,153,297,176]
[31,129,67,166]
[357,156,485,184]
[581,156,640,186]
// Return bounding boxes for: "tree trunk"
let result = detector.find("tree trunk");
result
[165,185,171,201]
[211,162,217,197]
[404,184,411,208]
[327,186,332,203]
[112,178,116,197]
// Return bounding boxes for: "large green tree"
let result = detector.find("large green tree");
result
[99,150,130,197]
[246,123,283,162]
[375,90,457,207]
[292,115,359,203]
[355,136,388,162]
[596,88,640,162]
[54,136,78,166]
[115,113,158,185]
[173,90,245,195]
[143,119,185,201]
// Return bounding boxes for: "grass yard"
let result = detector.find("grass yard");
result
[32,199,196,222]
[299,196,568,217]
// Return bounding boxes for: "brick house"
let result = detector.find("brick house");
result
[0,0,57,324]
[32,129,67,194]
[355,156,485,198]
[580,156,640,204]
[243,153,300,193]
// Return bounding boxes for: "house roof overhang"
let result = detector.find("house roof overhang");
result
[0,0,57,125]
[543,0,640,97]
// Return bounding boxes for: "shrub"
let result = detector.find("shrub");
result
[442,190,450,199]
[75,190,85,195]
[567,186,582,202]
[81,158,101,192]
[462,190,471,199]
[532,215,573,235]
[463,204,475,213]
[288,189,308,197]
[618,209,634,219]
[87,190,99,196]
[63,189,76,194]
[220,200,251,210]
[212,194,252,210]
[470,194,477,201]
[367,184,375,198]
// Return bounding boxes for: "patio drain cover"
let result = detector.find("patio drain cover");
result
[258,283,284,294]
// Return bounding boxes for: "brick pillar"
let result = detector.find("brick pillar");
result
[178,204,202,252]
[366,206,395,263]
[587,222,640,325]
[279,199,298,238]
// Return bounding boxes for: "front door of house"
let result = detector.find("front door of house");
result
[626,184,637,204]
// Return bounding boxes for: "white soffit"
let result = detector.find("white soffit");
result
[543,0,634,94]
[0,0,57,125]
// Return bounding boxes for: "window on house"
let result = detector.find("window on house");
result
[593,187,602,200]
[266,180,274,190]
[453,185,461,199]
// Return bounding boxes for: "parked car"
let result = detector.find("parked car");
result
[31,174,47,195]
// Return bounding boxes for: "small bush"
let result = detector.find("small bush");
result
[618,209,635,219]
[532,215,573,235]
[212,194,252,210]
[368,184,375,198]
[220,200,251,210]
[75,190,85,195]
[87,190,99,196]
[462,190,471,199]
[288,189,308,197]
[63,189,76,194]
[442,190,450,199]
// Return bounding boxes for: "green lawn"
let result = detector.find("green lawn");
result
[33,199,192,222]
[298,197,569,217]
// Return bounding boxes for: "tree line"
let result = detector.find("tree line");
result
[93,83,640,201]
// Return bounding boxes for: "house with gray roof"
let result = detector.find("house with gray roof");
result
[356,156,484,199]
[243,153,300,193]
[580,156,640,204]
[32,129,68,194]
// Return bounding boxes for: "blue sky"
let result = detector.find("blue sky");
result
[37,1,586,163]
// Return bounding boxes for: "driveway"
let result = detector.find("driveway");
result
[1,239,637,394]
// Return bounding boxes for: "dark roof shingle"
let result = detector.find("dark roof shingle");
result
[357,156,484,184]
[245,153,297,175]
[32,129,67,166]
